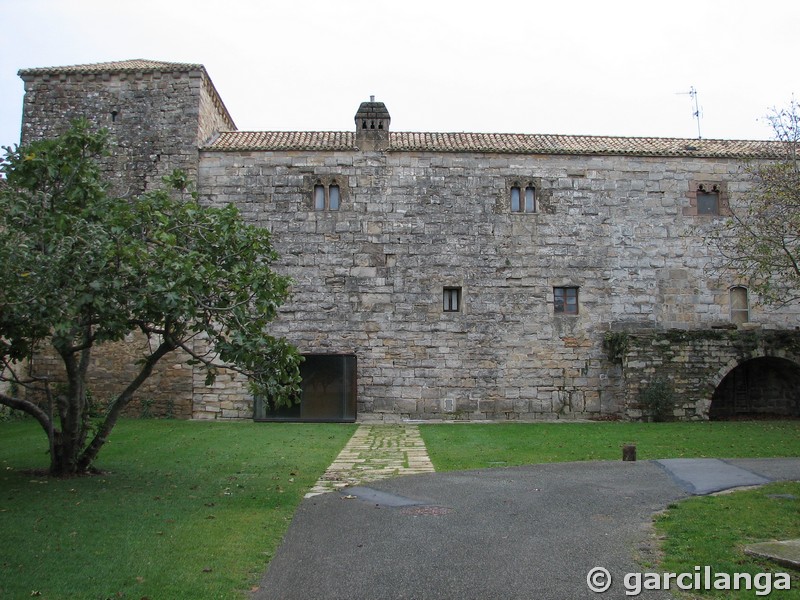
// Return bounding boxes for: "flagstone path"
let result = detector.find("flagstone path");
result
[305,424,435,497]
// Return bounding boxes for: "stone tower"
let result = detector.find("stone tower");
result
[18,59,235,197]
[16,59,236,418]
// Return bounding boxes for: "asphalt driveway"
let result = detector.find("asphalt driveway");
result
[253,458,800,600]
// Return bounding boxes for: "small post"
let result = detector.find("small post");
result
[622,444,637,462]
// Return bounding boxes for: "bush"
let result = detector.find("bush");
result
[639,377,675,422]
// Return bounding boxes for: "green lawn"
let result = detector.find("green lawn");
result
[418,421,800,471]
[0,419,356,600]
[655,481,800,598]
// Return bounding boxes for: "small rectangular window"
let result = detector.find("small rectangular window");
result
[443,287,461,312]
[697,191,719,215]
[730,287,749,325]
[685,182,727,218]
[554,287,578,315]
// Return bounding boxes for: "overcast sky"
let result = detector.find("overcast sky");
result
[1,0,798,149]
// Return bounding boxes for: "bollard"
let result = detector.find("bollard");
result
[622,444,637,461]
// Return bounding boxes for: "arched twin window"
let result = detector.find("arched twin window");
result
[314,183,340,211]
[511,185,536,213]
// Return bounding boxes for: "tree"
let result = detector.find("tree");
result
[709,99,800,305]
[0,120,301,476]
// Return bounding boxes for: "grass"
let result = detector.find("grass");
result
[0,419,356,600]
[418,421,800,471]
[654,481,800,598]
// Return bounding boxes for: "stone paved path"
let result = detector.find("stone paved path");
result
[305,424,435,497]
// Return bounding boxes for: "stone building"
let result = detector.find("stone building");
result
[15,59,800,421]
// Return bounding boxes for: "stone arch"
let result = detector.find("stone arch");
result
[709,356,800,420]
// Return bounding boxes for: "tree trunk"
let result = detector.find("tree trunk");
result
[49,431,76,476]
[49,338,92,476]
[77,339,175,472]
[48,391,89,476]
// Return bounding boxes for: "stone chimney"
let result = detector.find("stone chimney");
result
[354,97,390,151]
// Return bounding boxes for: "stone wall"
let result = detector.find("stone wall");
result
[197,75,236,147]
[620,329,800,420]
[190,338,253,420]
[196,147,799,420]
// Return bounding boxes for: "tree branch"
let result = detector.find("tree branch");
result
[0,391,52,438]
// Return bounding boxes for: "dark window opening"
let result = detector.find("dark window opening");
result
[697,191,719,215]
[314,184,326,210]
[329,184,340,210]
[443,287,462,312]
[685,181,728,218]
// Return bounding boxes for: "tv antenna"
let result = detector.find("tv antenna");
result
[677,86,702,139]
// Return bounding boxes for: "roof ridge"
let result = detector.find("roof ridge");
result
[18,59,205,76]
[389,130,776,143]
[219,130,772,143]
[227,129,353,134]
[210,129,775,141]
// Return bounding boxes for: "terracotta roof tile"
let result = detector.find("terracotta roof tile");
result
[389,132,780,157]
[18,59,204,76]
[204,130,781,158]
[208,131,356,151]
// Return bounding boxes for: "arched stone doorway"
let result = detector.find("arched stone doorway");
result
[710,357,800,420]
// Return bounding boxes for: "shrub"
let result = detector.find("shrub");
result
[639,377,675,422]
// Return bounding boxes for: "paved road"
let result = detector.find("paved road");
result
[253,458,800,600]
